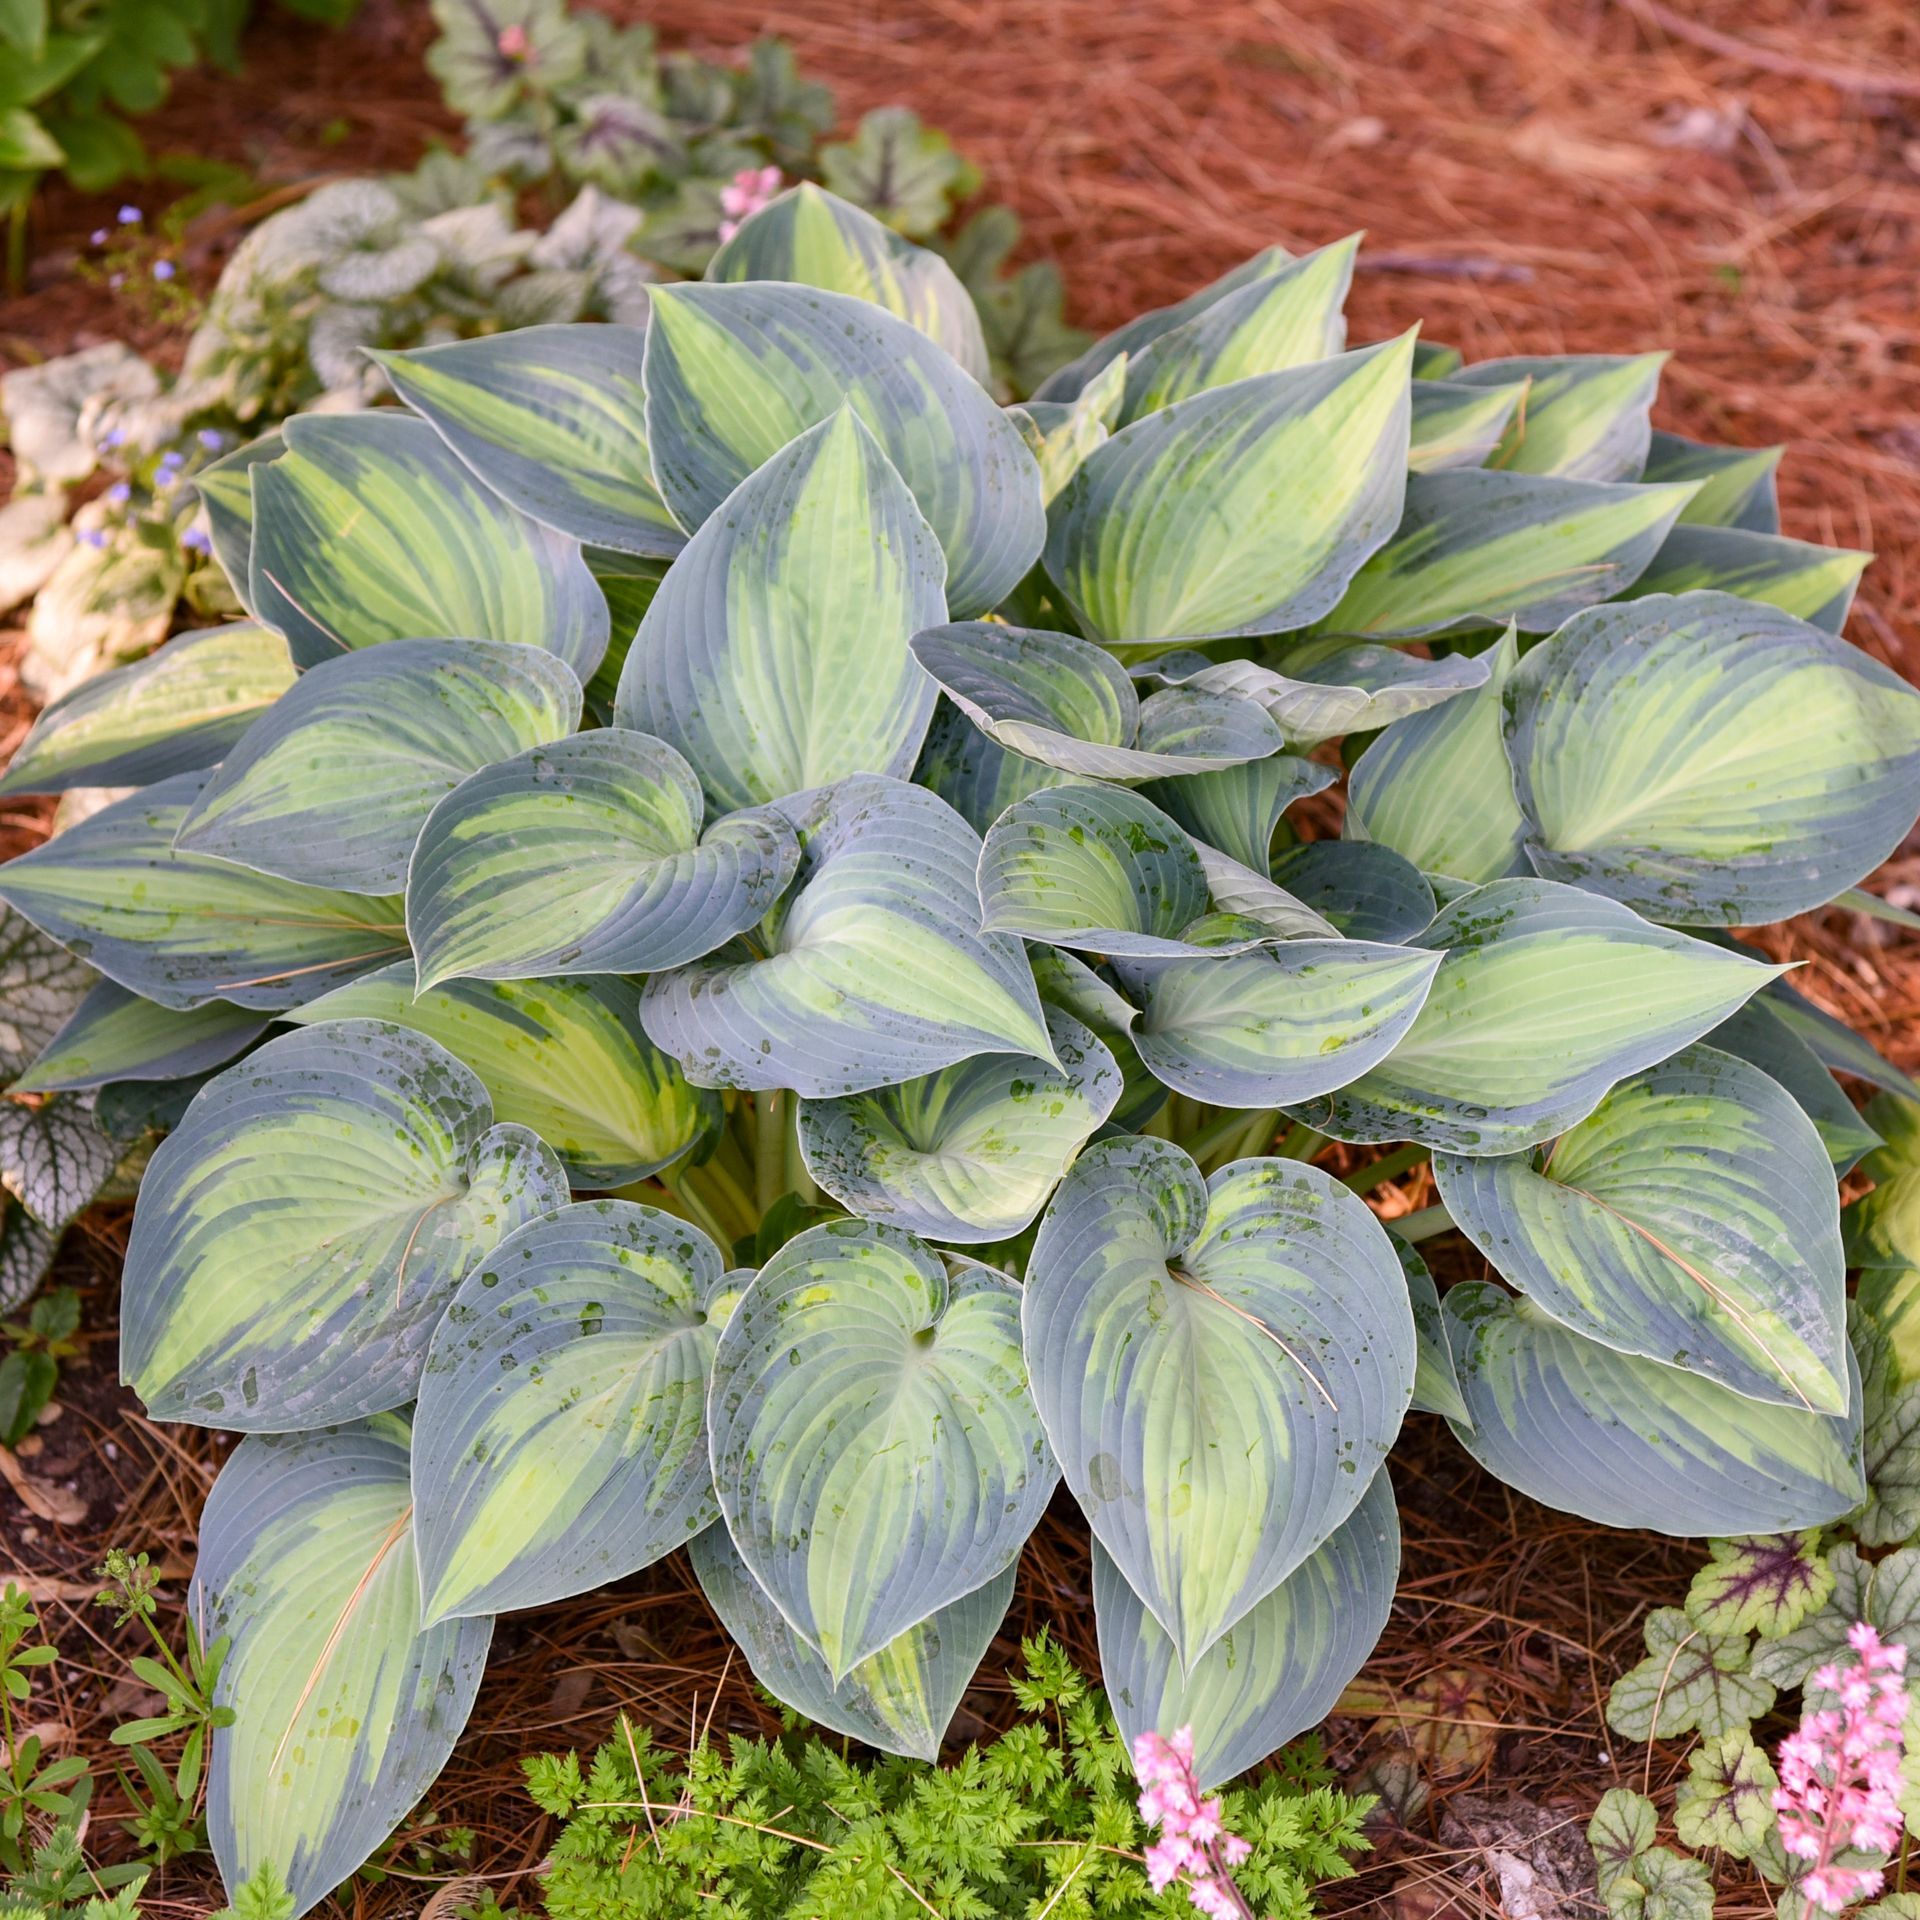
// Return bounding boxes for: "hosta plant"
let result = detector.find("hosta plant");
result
[1,186,1916,1915]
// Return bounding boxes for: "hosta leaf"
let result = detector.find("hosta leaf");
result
[1460,351,1665,481]
[615,407,947,812]
[193,1415,492,1916]
[287,965,715,1188]
[1685,1534,1834,1640]
[689,1524,1014,1762]
[1673,1730,1780,1858]
[709,1219,1056,1680]
[1441,1283,1864,1535]
[1407,377,1527,473]
[1024,1136,1414,1664]
[0,773,409,1011]
[1506,594,1920,925]
[796,1006,1120,1243]
[1192,841,1343,942]
[372,323,684,559]
[249,412,608,680]
[121,1020,569,1429]
[641,281,1042,618]
[1293,879,1779,1154]
[1136,653,1401,754]
[1268,841,1437,944]
[406,729,799,990]
[412,1200,729,1622]
[1621,524,1869,633]
[1606,1606,1775,1741]
[1043,335,1415,646]
[1009,355,1126,504]
[641,775,1055,1098]
[1643,430,1782,533]
[707,184,990,384]
[1110,939,1440,1108]
[1434,1045,1848,1413]
[0,900,95,1081]
[1396,1238,1471,1423]
[175,638,582,895]
[1029,945,1167,1134]
[911,695,1073,836]
[1317,470,1695,638]
[14,981,266,1093]
[1141,756,1336,873]
[1853,1269,1920,1547]
[1764,973,1920,1102]
[194,431,282,615]
[1706,996,1881,1177]
[0,1093,118,1230]
[0,623,295,798]
[1274,639,1492,741]
[1094,1465,1398,1787]
[1115,236,1356,424]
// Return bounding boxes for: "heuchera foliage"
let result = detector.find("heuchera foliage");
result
[1,186,1917,1913]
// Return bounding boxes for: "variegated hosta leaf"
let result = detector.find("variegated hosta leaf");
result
[1275,638,1492,742]
[0,901,97,1082]
[1622,525,1869,634]
[1141,755,1336,873]
[1115,235,1357,424]
[1317,470,1696,638]
[1707,996,1881,1177]
[193,1414,492,1915]
[1396,1239,1471,1422]
[0,1093,119,1231]
[121,1020,569,1429]
[1441,1284,1865,1535]
[1846,1094,1920,1271]
[1189,840,1341,941]
[1029,946,1166,1134]
[1435,1045,1847,1413]
[0,774,409,1011]
[1009,355,1127,505]
[1506,594,1920,926]
[1685,1533,1834,1640]
[641,775,1055,1097]
[412,1200,729,1622]
[1268,840,1437,944]
[641,281,1042,618]
[1605,1605,1775,1740]
[194,431,282,614]
[174,639,583,895]
[797,1007,1120,1243]
[406,730,799,990]
[1852,1269,1920,1547]
[373,323,684,559]
[709,1219,1056,1681]
[615,407,947,811]
[1109,939,1441,1108]
[1345,626,1527,886]
[14,981,266,1093]
[1136,652,1404,753]
[1763,972,1920,1103]
[287,966,715,1189]
[1042,334,1415,648]
[1024,1136,1414,1665]
[912,695,1074,836]
[1094,1465,1398,1787]
[707,183,990,384]
[1292,878,1782,1154]
[1643,430,1782,533]
[1031,247,1290,404]
[0,624,295,798]
[1407,378,1527,474]
[689,1524,1014,1762]
[248,412,608,680]
[1459,351,1666,481]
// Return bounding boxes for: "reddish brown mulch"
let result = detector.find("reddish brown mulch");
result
[2,2,1918,1915]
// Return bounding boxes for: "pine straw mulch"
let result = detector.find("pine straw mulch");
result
[1,0,1918,1914]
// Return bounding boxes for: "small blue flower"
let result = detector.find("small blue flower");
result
[118,205,141,224]
[197,428,225,452]
[181,527,213,555]
[79,528,108,549]
[155,470,178,491]
[152,260,176,282]
[101,428,126,450]
[159,449,185,469]
[105,482,131,506]
[108,273,124,289]
[90,228,109,246]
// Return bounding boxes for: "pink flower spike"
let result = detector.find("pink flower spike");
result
[1133,1725,1256,1920]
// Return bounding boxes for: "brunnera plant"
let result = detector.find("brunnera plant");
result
[0,183,1916,1915]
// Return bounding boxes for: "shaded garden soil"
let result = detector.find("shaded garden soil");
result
[2,1,1918,1913]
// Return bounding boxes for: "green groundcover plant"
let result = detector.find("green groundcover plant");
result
[1,185,1919,1915]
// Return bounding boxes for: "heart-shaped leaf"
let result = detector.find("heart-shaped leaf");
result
[1407,378,1527,473]
[1140,756,1336,872]
[0,623,295,798]
[913,695,1077,835]
[1024,1136,1414,1665]
[1440,1283,1864,1535]
[1436,1044,1848,1413]
[689,1524,1014,1762]
[615,407,947,812]
[1274,639,1492,743]
[0,1093,119,1231]
[710,1218,1056,1680]
[406,729,800,990]
[641,281,1042,617]
[1396,1239,1470,1423]
[14,981,266,1093]
[1506,594,1920,926]
[412,1200,731,1622]
[1268,841,1437,944]
[0,900,97,1081]
[640,774,1055,1097]
[193,1414,492,1916]
[1291,879,1782,1154]
[797,1006,1120,1242]
[1095,1464,1398,1786]
[1457,351,1665,481]
[0,773,409,1011]
[122,1020,569,1429]
[1621,525,1869,634]
[175,638,582,894]
[1009,355,1126,504]
[1643,431,1781,533]
[249,412,608,680]
[287,965,716,1188]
